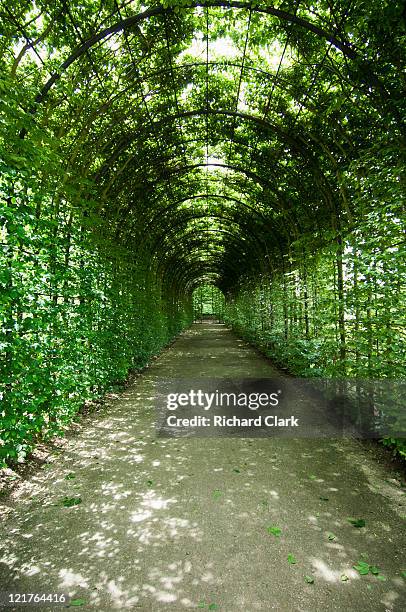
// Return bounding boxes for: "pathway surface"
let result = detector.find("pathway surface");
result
[0,322,405,611]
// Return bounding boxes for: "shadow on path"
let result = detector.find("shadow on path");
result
[0,323,405,611]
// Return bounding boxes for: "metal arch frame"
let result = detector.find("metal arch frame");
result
[55,57,355,180]
[95,138,316,236]
[141,193,276,235]
[99,149,321,217]
[114,190,289,260]
[97,135,308,179]
[132,195,287,262]
[95,128,313,188]
[147,217,269,267]
[145,161,319,230]
[6,0,397,298]
[88,108,336,223]
[21,0,394,142]
[131,176,264,211]
[104,176,300,240]
[164,261,223,292]
[14,2,393,202]
[105,163,312,247]
[93,108,317,170]
[158,245,251,292]
[95,134,322,214]
[32,1,360,107]
[159,245,242,277]
[85,59,325,118]
[149,226,269,282]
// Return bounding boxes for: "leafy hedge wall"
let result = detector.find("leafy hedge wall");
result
[224,147,405,457]
[0,81,192,466]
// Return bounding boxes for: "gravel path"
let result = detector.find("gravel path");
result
[0,322,405,611]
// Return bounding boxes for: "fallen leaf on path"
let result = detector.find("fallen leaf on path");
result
[353,561,370,575]
[348,518,366,528]
[353,560,384,579]
[69,598,86,606]
[267,525,282,537]
[62,496,82,508]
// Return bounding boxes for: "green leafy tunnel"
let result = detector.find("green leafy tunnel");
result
[0,1,405,463]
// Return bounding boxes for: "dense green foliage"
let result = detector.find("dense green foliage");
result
[0,73,192,465]
[224,183,405,379]
[193,285,225,318]
[0,0,405,463]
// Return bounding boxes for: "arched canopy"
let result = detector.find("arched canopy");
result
[4,0,404,292]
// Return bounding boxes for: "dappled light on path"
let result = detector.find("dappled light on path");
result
[0,324,405,610]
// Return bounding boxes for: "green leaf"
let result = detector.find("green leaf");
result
[327,532,336,541]
[304,575,314,584]
[147,480,153,486]
[348,518,366,528]
[65,472,76,480]
[208,605,217,610]
[287,554,297,564]
[308,474,317,480]
[69,598,86,606]
[319,496,329,501]
[212,490,222,500]
[62,496,82,507]
[232,468,240,473]
[340,574,349,582]
[353,561,370,575]
[376,574,387,581]
[370,566,380,575]
[267,525,282,537]
[355,561,369,569]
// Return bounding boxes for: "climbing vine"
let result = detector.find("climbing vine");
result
[0,1,405,463]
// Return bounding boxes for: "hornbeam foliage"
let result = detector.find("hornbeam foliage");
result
[0,1,405,463]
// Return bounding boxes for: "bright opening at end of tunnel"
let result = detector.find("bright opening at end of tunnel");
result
[192,284,225,319]
[0,1,405,611]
